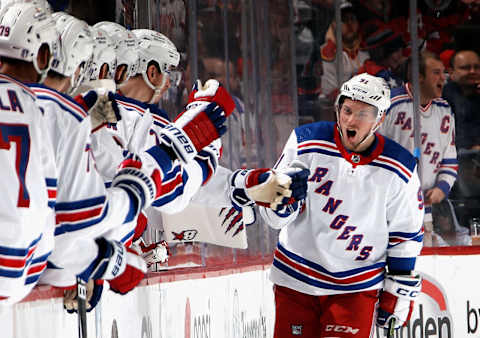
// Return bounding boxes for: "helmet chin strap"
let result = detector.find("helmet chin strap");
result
[337,117,381,152]
[145,72,168,104]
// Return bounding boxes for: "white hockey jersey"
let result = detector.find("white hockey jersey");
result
[0,74,57,304]
[379,84,458,221]
[29,84,145,287]
[379,83,458,195]
[260,121,424,296]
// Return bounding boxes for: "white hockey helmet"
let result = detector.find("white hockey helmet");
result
[335,73,391,130]
[50,13,94,93]
[0,0,52,13]
[131,29,180,90]
[87,26,117,81]
[0,2,58,81]
[93,21,138,83]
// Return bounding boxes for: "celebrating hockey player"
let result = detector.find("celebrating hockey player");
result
[260,73,425,337]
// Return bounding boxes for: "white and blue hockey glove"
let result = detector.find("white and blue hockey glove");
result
[376,273,422,329]
[160,79,234,164]
[230,161,309,211]
[78,238,147,295]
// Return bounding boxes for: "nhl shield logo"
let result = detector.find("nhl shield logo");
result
[351,154,360,163]
[291,325,302,335]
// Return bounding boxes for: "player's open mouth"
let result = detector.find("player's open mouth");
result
[346,129,356,138]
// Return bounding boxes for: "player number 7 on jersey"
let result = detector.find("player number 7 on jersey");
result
[0,123,30,207]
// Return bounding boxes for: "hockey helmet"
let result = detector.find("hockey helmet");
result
[335,73,391,125]
[93,21,138,83]
[50,13,94,93]
[0,2,58,81]
[87,26,117,81]
[131,29,180,90]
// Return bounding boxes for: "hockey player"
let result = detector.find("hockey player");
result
[0,2,58,305]
[379,51,458,243]
[14,10,234,311]
[260,73,425,337]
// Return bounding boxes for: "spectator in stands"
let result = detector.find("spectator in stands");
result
[379,51,457,241]
[443,49,480,150]
[442,49,480,229]
[319,1,369,102]
[358,28,407,89]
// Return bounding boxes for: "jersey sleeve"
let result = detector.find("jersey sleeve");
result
[435,113,458,197]
[259,130,301,229]
[34,99,140,287]
[386,166,425,272]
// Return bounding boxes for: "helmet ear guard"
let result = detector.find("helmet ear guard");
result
[0,3,59,82]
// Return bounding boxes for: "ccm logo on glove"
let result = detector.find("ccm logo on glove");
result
[396,288,419,298]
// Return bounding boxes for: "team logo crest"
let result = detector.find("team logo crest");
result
[351,154,360,163]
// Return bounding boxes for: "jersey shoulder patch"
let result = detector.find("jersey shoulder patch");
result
[381,136,417,172]
[295,121,335,143]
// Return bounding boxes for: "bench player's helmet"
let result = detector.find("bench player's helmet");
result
[335,73,391,134]
[51,12,94,93]
[131,29,180,91]
[0,2,58,82]
[93,21,138,84]
[87,26,117,81]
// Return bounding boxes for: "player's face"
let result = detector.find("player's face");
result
[450,51,480,87]
[421,57,445,100]
[338,98,378,151]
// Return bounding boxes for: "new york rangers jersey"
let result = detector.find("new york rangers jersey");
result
[379,84,458,196]
[0,74,57,304]
[29,84,146,287]
[260,121,424,296]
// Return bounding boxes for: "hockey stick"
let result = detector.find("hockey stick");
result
[387,317,396,338]
[77,277,88,338]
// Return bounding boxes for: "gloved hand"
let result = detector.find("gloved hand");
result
[75,90,121,131]
[230,160,310,211]
[63,279,104,313]
[187,79,236,116]
[160,102,227,164]
[78,238,147,295]
[376,273,422,329]
[159,79,234,164]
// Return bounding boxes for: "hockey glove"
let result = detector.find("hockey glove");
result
[78,238,147,295]
[376,273,422,329]
[75,90,121,131]
[160,102,227,164]
[187,79,236,116]
[230,161,310,211]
